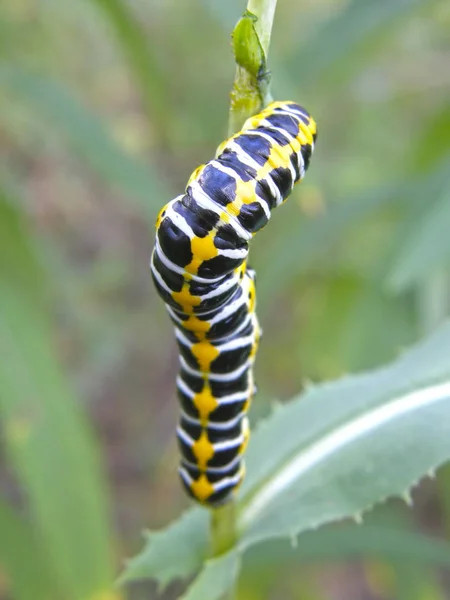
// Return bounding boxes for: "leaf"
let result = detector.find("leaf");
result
[180,552,241,600]
[298,273,415,376]
[438,463,450,539]
[387,166,450,292]
[121,321,450,594]
[255,183,406,316]
[242,522,450,571]
[408,105,450,173]
[0,502,58,600]
[0,64,169,217]
[285,0,433,88]
[0,192,117,599]
[237,323,450,546]
[88,0,171,144]
[119,508,208,588]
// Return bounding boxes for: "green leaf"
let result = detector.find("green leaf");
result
[0,64,169,217]
[119,508,208,588]
[88,0,171,144]
[242,522,450,571]
[255,183,405,317]
[0,502,57,600]
[408,105,450,173]
[180,552,241,600]
[438,463,450,539]
[387,166,450,292]
[298,274,415,376]
[0,192,117,599]
[121,321,450,594]
[286,0,433,88]
[237,323,450,545]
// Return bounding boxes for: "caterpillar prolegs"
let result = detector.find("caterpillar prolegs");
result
[151,101,317,506]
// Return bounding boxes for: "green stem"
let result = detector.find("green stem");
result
[210,503,237,556]
[210,3,279,598]
[210,504,237,600]
[228,0,278,135]
[247,0,278,56]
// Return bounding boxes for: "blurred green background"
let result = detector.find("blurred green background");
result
[1,0,450,598]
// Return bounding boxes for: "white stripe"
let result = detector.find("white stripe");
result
[254,123,306,180]
[180,408,245,431]
[196,275,239,302]
[159,208,247,266]
[244,129,281,147]
[220,246,248,260]
[221,141,263,174]
[176,426,194,446]
[276,106,308,120]
[176,374,250,406]
[150,254,172,295]
[178,466,193,486]
[167,275,239,320]
[178,465,243,492]
[169,305,253,344]
[175,326,255,354]
[214,312,253,342]
[224,142,282,207]
[213,160,272,221]
[222,142,281,206]
[174,327,200,348]
[240,380,450,528]
[165,205,196,239]
[242,130,297,185]
[217,144,282,209]
[176,425,244,452]
[295,151,306,180]
[259,119,296,143]
[153,240,192,279]
[205,291,248,327]
[188,179,252,242]
[165,305,185,327]
[213,469,244,492]
[216,332,256,352]
[166,277,242,324]
[154,239,223,284]
[176,375,194,398]
[181,453,242,474]
[215,390,251,405]
[179,355,252,381]
[213,434,245,452]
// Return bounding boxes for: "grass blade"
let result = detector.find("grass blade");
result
[0,191,118,599]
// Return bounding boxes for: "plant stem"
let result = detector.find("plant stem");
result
[209,3,279,597]
[247,0,278,56]
[210,503,237,600]
[228,0,278,135]
[211,502,237,556]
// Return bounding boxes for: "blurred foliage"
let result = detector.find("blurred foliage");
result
[0,0,449,599]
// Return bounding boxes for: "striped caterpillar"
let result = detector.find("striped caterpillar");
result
[151,101,317,506]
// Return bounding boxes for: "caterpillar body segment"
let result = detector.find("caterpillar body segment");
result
[151,101,317,505]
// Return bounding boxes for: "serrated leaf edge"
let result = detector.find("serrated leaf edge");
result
[239,379,450,530]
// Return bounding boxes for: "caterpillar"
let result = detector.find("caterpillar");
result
[151,101,317,506]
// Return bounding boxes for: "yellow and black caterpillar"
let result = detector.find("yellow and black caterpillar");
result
[151,101,317,505]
